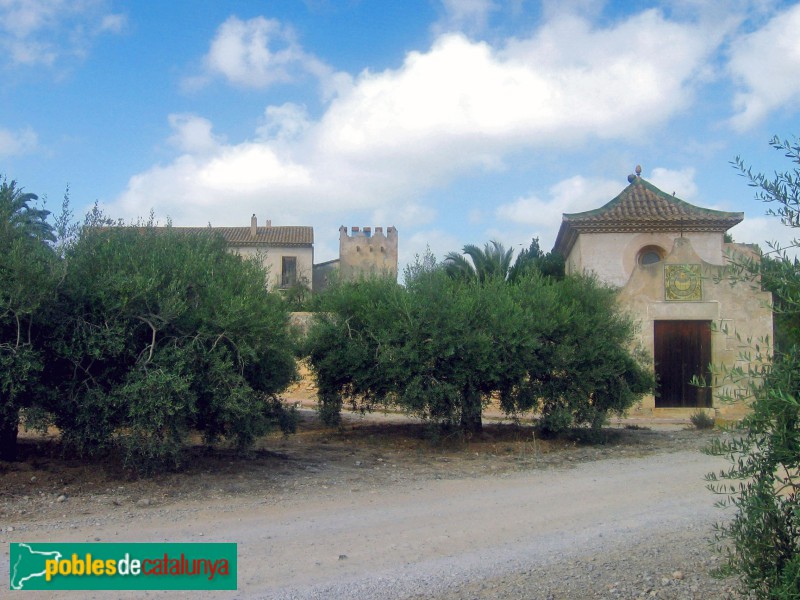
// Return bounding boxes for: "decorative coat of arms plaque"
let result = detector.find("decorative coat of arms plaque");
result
[665,264,702,301]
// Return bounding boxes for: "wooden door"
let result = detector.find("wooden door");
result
[654,320,712,408]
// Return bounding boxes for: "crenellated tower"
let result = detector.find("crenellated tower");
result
[338,225,398,280]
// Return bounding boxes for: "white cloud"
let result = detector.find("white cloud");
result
[312,10,720,177]
[167,114,224,155]
[198,144,313,194]
[0,126,38,158]
[496,176,623,229]
[203,16,299,87]
[97,13,125,34]
[400,228,462,274]
[648,167,698,200]
[372,203,437,228]
[437,0,497,33]
[0,0,125,67]
[500,10,723,136]
[199,15,342,92]
[256,103,312,143]
[728,3,800,130]
[0,0,62,38]
[729,215,800,259]
[111,8,729,239]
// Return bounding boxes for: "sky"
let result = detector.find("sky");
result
[2,0,800,272]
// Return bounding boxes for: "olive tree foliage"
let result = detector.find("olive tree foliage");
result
[42,215,298,471]
[705,136,800,598]
[0,178,56,461]
[505,274,653,433]
[306,253,651,435]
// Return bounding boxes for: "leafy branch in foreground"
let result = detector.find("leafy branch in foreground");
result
[705,342,799,598]
[705,135,800,598]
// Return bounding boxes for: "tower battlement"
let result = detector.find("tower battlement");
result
[338,225,398,279]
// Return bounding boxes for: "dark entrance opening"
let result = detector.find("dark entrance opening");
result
[654,320,712,408]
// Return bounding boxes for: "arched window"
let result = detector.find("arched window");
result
[638,245,665,266]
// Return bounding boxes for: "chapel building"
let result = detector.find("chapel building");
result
[553,167,773,418]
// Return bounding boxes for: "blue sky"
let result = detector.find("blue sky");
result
[2,0,800,269]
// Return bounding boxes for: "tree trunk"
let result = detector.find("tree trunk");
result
[0,409,19,462]
[460,386,483,434]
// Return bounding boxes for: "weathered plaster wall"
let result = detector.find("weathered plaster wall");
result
[618,237,773,419]
[568,231,725,287]
[234,245,314,290]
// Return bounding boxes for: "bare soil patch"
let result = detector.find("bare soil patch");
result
[0,412,709,522]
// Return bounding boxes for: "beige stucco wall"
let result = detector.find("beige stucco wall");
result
[232,245,314,290]
[566,231,726,287]
[618,237,772,419]
[339,226,398,281]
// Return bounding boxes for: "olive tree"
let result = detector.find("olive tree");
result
[44,220,298,470]
[706,135,800,598]
[306,257,651,435]
[308,271,527,433]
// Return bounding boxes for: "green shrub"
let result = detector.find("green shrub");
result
[306,258,652,434]
[537,407,574,437]
[0,178,57,461]
[689,410,715,430]
[44,221,297,471]
[508,274,654,432]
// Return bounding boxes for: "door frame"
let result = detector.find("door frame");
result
[653,320,712,408]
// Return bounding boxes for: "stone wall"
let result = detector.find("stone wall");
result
[338,226,398,281]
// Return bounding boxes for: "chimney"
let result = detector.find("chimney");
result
[265,219,272,227]
[251,214,257,238]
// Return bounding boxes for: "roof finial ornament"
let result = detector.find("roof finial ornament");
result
[627,164,643,183]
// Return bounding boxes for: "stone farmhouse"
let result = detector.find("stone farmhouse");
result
[554,167,773,418]
[163,216,398,293]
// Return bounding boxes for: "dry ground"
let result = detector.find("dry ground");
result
[0,410,744,599]
[0,412,708,517]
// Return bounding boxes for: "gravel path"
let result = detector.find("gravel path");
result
[2,440,744,599]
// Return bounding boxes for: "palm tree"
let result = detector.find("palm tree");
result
[444,240,514,282]
[0,178,55,242]
[445,238,565,284]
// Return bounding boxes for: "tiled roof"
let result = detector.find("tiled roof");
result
[553,177,743,256]
[165,226,313,247]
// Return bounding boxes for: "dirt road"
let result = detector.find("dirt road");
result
[2,434,736,599]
